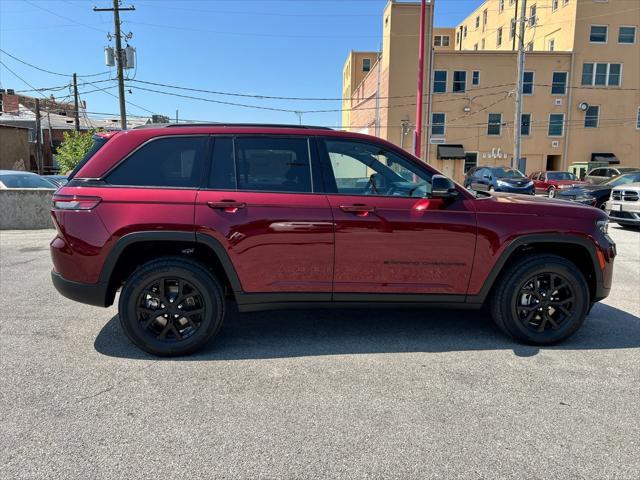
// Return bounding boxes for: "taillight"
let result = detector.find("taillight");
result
[53,195,102,210]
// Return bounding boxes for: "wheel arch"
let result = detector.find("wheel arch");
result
[469,234,601,305]
[100,231,242,306]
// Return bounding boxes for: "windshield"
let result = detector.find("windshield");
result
[0,174,56,189]
[547,172,578,181]
[606,172,640,187]
[493,168,524,178]
[67,135,110,179]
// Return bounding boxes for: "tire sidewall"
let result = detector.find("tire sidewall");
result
[548,187,556,198]
[119,260,224,356]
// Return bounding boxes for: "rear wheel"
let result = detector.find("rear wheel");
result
[118,257,225,356]
[548,186,557,198]
[490,255,589,345]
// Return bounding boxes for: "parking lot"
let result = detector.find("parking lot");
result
[1,226,639,479]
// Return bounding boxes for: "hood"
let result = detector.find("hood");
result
[551,179,586,187]
[496,176,531,185]
[481,191,606,220]
[559,184,611,196]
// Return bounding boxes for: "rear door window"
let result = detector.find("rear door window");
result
[106,136,207,188]
[235,137,312,193]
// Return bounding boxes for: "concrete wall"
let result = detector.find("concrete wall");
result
[0,189,54,230]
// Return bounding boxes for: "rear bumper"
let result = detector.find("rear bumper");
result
[51,270,110,307]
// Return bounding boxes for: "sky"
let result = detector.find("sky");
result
[0,0,481,127]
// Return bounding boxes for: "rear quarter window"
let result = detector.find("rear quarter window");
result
[106,136,207,188]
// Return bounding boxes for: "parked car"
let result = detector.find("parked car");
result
[606,182,640,229]
[464,166,534,195]
[529,171,585,197]
[44,175,69,187]
[583,166,639,185]
[0,170,57,189]
[557,171,640,209]
[51,125,615,356]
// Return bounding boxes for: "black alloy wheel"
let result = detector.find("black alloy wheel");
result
[514,272,575,333]
[136,278,205,342]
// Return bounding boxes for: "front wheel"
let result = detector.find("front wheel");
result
[118,257,225,356]
[490,255,590,345]
[548,187,557,198]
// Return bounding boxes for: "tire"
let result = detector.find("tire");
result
[489,186,495,192]
[548,187,557,198]
[118,257,225,356]
[620,224,640,230]
[490,254,590,345]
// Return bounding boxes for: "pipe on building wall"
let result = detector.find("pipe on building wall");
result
[562,51,576,172]
[424,0,436,164]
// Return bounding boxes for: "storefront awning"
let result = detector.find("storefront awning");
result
[591,152,620,164]
[437,144,465,160]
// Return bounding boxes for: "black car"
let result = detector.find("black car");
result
[464,166,535,195]
[557,171,640,209]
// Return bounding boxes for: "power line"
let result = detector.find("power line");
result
[23,0,107,34]
[0,48,111,78]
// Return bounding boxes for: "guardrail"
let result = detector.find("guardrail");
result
[0,189,55,230]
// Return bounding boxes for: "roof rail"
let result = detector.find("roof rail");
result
[167,123,333,130]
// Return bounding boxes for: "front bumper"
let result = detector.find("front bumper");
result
[51,270,110,307]
[606,201,640,225]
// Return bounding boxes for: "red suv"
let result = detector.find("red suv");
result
[51,125,616,356]
[529,171,586,197]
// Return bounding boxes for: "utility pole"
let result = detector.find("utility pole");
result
[72,73,80,132]
[175,109,179,124]
[34,99,43,174]
[94,1,135,130]
[512,0,527,170]
[413,0,426,159]
[294,111,303,125]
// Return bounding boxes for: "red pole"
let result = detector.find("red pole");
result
[414,0,426,159]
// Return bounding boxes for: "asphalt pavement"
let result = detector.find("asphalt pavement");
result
[0,226,638,479]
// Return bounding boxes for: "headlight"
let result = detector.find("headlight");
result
[496,179,510,186]
[558,184,571,189]
[524,180,533,187]
[597,219,609,235]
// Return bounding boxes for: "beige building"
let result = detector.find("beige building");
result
[342,0,640,182]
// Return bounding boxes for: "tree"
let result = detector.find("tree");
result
[55,130,96,174]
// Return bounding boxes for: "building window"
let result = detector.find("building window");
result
[510,18,516,39]
[589,25,608,43]
[521,113,532,136]
[548,39,555,51]
[433,70,447,93]
[434,35,450,47]
[481,38,486,49]
[523,71,534,95]
[464,26,467,38]
[362,58,371,72]
[499,0,505,13]
[456,31,461,44]
[472,71,480,86]
[483,9,488,30]
[510,0,516,5]
[453,71,467,92]
[581,62,622,86]
[431,113,446,136]
[529,5,537,27]
[526,41,534,51]
[475,16,480,29]
[474,43,478,50]
[551,71,568,95]
[637,106,640,129]
[497,27,503,46]
[548,113,565,137]
[552,0,559,11]
[584,105,600,128]
[563,0,569,5]
[487,113,502,136]
[618,26,636,44]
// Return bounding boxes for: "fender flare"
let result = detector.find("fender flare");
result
[468,233,602,304]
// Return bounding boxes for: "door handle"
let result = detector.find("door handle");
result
[207,200,246,213]
[339,204,376,217]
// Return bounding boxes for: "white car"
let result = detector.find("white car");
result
[606,181,640,229]
[0,170,57,189]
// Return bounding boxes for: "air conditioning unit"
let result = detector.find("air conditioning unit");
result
[555,98,562,106]
[551,140,560,148]
[430,137,446,144]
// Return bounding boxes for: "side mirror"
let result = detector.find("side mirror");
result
[432,175,459,200]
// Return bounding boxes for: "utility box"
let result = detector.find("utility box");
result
[104,46,115,67]
[124,46,136,69]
